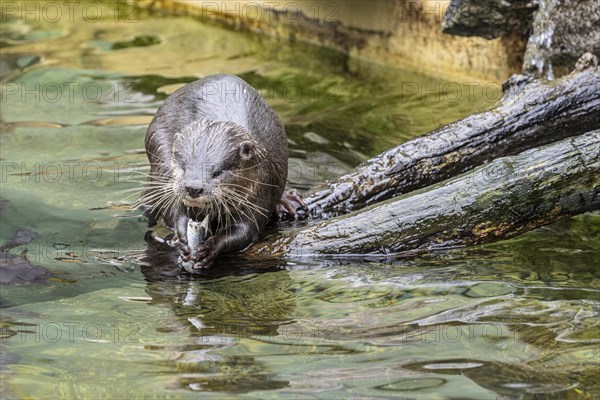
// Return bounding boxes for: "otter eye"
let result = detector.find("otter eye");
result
[212,170,223,178]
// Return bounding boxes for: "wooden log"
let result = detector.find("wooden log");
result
[251,130,599,258]
[304,54,600,218]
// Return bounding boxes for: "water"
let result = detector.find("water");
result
[524,0,556,80]
[1,2,598,399]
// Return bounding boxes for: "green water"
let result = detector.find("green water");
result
[1,2,598,399]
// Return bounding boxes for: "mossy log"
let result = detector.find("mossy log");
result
[250,131,599,258]
[304,54,600,218]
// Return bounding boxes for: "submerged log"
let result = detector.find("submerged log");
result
[251,131,599,258]
[304,54,600,218]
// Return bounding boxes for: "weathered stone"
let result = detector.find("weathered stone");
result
[523,0,600,79]
[0,254,53,285]
[442,0,539,39]
[141,0,526,82]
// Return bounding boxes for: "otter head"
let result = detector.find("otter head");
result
[171,120,258,210]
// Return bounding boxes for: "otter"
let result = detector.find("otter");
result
[141,74,304,270]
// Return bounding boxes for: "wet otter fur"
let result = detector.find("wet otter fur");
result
[141,74,303,270]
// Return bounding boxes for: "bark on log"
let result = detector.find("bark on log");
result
[304,54,600,219]
[251,131,599,258]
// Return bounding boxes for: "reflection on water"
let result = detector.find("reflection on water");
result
[1,2,598,399]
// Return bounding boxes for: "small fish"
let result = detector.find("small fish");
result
[179,215,210,273]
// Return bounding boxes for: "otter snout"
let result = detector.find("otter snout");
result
[182,178,211,207]
[186,186,204,198]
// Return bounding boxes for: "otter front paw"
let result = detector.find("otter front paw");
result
[277,189,307,221]
[178,244,216,273]
[194,238,217,270]
[177,244,194,273]
[179,243,192,261]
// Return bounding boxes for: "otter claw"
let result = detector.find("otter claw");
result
[278,189,307,221]
[193,262,205,270]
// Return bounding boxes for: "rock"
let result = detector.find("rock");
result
[443,0,600,79]
[442,0,538,39]
[0,253,53,285]
[523,0,600,79]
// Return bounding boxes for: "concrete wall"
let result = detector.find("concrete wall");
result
[141,0,526,82]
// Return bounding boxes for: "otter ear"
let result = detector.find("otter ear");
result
[239,141,254,160]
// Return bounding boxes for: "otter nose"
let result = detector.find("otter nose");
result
[185,186,204,198]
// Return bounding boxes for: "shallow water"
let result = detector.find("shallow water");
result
[1,3,599,399]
